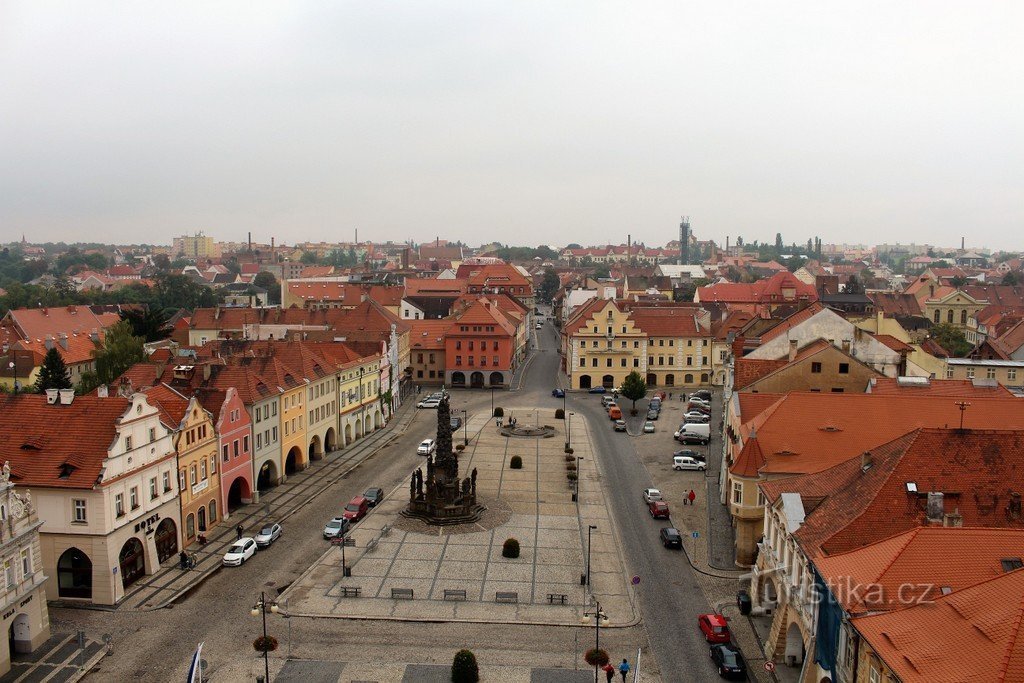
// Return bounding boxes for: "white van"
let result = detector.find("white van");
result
[674,423,711,445]
[673,455,707,471]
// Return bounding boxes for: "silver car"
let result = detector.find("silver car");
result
[323,517,350,539]
[255,522,282,548]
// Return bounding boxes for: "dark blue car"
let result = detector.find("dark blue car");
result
[588,386,607,394]
[551,389,565,398]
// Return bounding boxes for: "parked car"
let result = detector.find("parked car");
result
[709,644,746,679]
[646,409,660,420]
[674,449,706,462]
[693,390,712,400]
[417,439,436,455]
[613,419,627,432]
[605,401,619,412]
[363,487,384,507]
[698,613,731,644]
[674,455,707,471]
[323,517,350,539]
[643,421,656,433]
[449,417,462,430]
[343,496,370,523]
[642,488,663,503]
[688,399,711,410]
[588,386,607,394]
[609,407,623,420]
[223,537,257,566]
[649,501,671,519]
[536,322,544,329]
[254,523,282,548]
[675,423,711,444]
[552,388,565,398]
[417,398,441,409]
[660,527,683,549]
[683,411,711,424]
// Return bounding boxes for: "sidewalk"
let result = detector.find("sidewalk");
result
[60,402,420,613]
[0,632,107,683]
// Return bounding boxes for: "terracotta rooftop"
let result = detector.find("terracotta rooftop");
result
[2,305,113,340]
[867,377,1014,398]
[697,272,818,305]
[872,334,914,353]
[815,527,1024,615]
[628,308,708,337]
[867,292,923,317]
[852,566,1024,682]
[0,393,132,489]
[408,320,452,350]
[732,394,1024,478]
[404,278,468,297]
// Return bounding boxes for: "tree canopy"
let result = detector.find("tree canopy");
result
[35,347,72,392]
[929,322,973,357]
[619,371,647,411]
[79,320,145,393]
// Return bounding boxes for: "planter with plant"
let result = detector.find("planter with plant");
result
[584,648,609,667]
[451,649,480,683]
[502,538,521,558]
[253,635,279,653]
[509,455,523,469]
[555,408,565,419]
[493,407,504,418]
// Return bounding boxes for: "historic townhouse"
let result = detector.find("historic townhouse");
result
[562,299,647,390]
[0,470,50,675]
[629,307,713,387]
[1,391,181,606]
[312,342,383,445]
[445,299,519,389]
[197,387,253,520]
[145,387,221,548]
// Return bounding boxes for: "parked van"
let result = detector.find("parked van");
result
[609,407,623,420]
[674,422,710,444]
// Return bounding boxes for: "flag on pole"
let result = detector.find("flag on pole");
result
[186,642,203,683]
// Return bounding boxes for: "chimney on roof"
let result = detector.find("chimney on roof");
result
[97,384,109,398]
[926,492,944,523]
[943,509,963,528]
[788,339,798,362]
[44,335,54,351]
[90,328,99,343]
[59,388,74,405]
[58,332,68,350]
[860,451,872,472]
[45,388,59,404]
[731,335,745,359]
[1008,493,1022,521]
[841,339,851,354]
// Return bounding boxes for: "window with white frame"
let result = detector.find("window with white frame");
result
[130,486,139,510]
[72,499,87,523]
[163,471,171,492]
[732,481,743,505]
[115,493,125,517]
[3,559,12,587]
[21,548,31,577]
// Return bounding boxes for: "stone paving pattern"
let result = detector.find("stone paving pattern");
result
[282,408,636,628]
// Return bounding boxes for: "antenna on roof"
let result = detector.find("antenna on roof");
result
[954,400,971,431]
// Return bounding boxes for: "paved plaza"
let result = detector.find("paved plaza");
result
[281,407,636,627]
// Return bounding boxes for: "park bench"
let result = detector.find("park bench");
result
[546,593,568,605]
[365,538,379,551]
[339,587,361,598]
[391,588,414,600]
[495,591,518,603]
[443,589,467,601]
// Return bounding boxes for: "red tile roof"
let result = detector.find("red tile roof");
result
[867,291,923,317]
[733,394,1024,478]
[408,320,452,350]
[852,566,1024,682]
[404,278,468,297]
[816,527,1024,615]
[3,305,112,340]
[0,393,131,489]
[698,272,818,305]
[867,377,1014,398]
[628,307,708,337]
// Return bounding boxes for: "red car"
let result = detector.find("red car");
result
[648,501,670,519]
[343,496,370,523]
[698,613,731,644]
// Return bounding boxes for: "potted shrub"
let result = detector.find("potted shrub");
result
[566,463,577,471]
[564,447,574,454]
[564,455,575,462]
[584,648,609,667]
[253,635,279,653]
[555,408,565,419]
[455,444,465,452]
[451,649,480,683]
[502,538,521,558]
[493,407,504,418]
[510,455,523,469]
[567,472,578,481]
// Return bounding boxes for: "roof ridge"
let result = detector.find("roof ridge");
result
[998,583,1024,682]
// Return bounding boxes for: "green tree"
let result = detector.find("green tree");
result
[152,253,171,271]
[619,371,647,414]
[120,307,170,343]
[774,232,783,254]
[153,272,217,311]
[451,649,479,683]
[1002,271,1021,286]
[35,346,72,391]
[253,271,281,305]
[537,270,559,303]
[845,275,864,295]
[929,322,973,357]
[299,251,319,264]
[88,320,146,390]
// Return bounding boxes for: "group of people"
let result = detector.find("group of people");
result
[681,489,697,505]
[601,658,631,681]
[497,416,518,428]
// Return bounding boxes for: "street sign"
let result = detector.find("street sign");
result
[692,531,699,539]
[330,537,355,547]
[631,575,641,585]
[764,661,776,672]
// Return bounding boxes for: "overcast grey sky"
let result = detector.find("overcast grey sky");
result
[1,2,1021,250]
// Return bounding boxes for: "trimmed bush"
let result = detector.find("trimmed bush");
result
[502,538,521,558]
[509,455,523,469]
[566,463,577,471]
[253,635,279,653]
[455,444,465,451]
[564,455,575,462]
[555,408,565,419]
[584,648,609,667]
[567,472,578,481]
[451,649,480,683]
[493,407,504,417]
[564,447,574,454]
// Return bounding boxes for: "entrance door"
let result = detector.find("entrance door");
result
[119,538,145,589]
[155,519,177,563]
[197,506,207,533]
[57,548,92,599]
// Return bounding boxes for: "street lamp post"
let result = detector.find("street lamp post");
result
[462,409,469,446]
[574,456,583,501]
[251,592,278,683]
[490,387,495,417]
[581,601,609,683]
[567,412,575,449]
[583,524,597,586]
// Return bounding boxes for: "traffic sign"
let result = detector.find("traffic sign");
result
[764,661,776,672]
[631,575,641,585]
[692,531,699,539]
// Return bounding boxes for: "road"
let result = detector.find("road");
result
[57,312,724,681]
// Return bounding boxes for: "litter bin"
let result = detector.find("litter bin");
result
[737,589,752,615]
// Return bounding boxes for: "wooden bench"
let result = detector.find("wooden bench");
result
[495,591,518,603]
[365,538,379,551]
[547,593,568,605]
[444,589,467,601]
[339,586,361,598]
[391,588,414,600]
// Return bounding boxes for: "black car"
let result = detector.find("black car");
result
[674,449,706,462]
[710,644,746,679]
[660,527,683,549]
[693,390,713,401]
[363,487,384,507]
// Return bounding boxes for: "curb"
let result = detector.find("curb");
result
[278,610,642,629]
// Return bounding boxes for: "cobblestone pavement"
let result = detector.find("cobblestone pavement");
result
[0,632,106,683]
[281,409,636,627]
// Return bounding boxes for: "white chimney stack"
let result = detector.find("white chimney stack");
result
[59,389,75,405]
[45,389,59,404]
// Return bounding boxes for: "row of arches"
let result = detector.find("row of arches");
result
[576,373,712,389]
[450,371,506,388]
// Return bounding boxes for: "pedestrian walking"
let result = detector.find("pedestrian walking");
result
[688,489,696,506]
[618,658,630,682]
[236,524,243,540]
[602,661,615,682]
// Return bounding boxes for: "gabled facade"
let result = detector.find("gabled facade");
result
[562,299,647,390]
[199,388,254,520]
[445,299,518,388]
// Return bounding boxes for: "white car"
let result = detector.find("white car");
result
[643,421,656,433]
[417,398,441,409]
[673,456,707,471]
[642,488,663,504]
[536,322,544,329]
[417,439,436,456]
[323,517,350,539]
[683,412,711,424]
[223,537,257,566]
[254,522,282,548]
